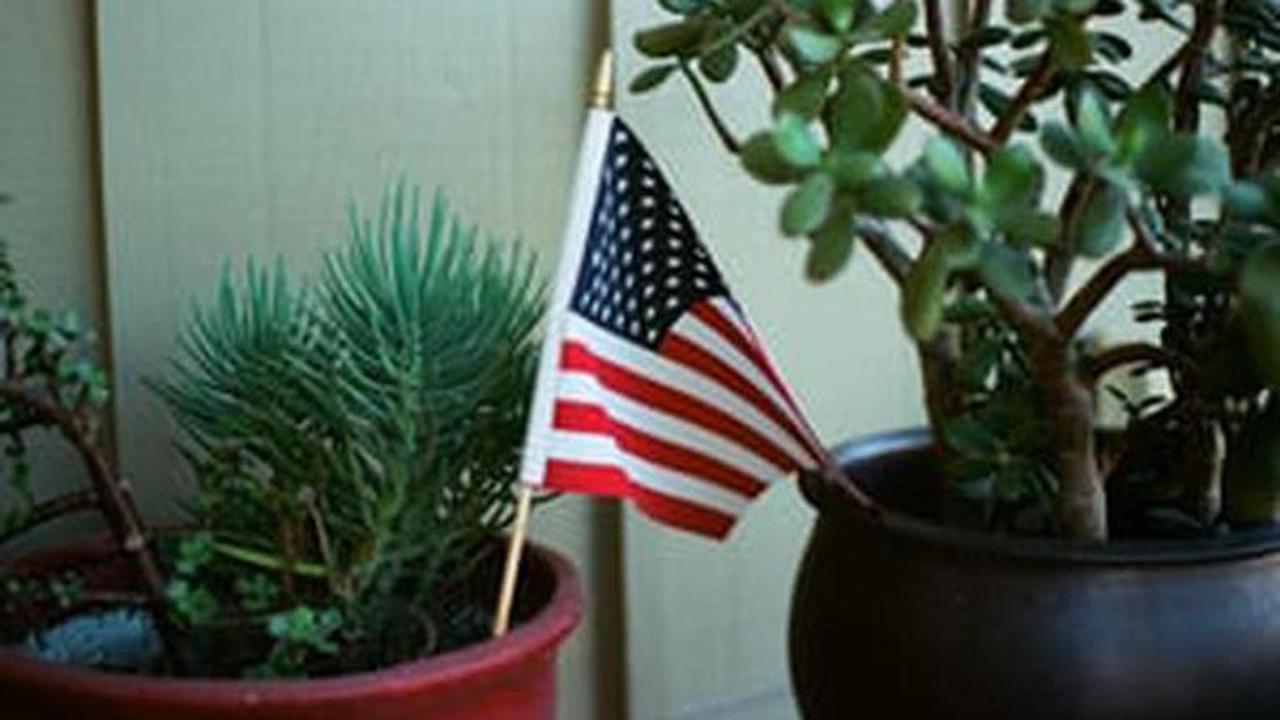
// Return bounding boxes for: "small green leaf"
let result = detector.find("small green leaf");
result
[740,133,807,184]
[786,24,843,65]
[924,138,971,194]
[1074,181,1128,257]
[869,0,918,38]
[902,239,952,341]
[1054,0,1099,13]
[1047,18,1092,69]
[858,175,922,218]
[978,244,1038,300]
[630,65,678,94]
[1007,0,1050,23]
[773,114,823,168]
[1134,135,1230,196]
[829,67,911,151]
[828,69,907,152]
[1115,82,1172,160]
[699,42,739,82]
[1040,121,1089,170]
[774,71,831,119]
[997,208,1061,247]
[660,0,709,14]
[981,144,1043,209]
[782,172,836,236]
[1241,242,1280,389]
[806,210,856,281]
[635,20,707,58]
[827,150,881,186]
[819,0,857,32]
[1075,88,1116,158]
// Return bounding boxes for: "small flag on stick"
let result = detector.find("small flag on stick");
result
[493,50,851,635]
[523,66,835,538]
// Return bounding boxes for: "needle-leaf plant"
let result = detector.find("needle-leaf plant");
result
[156,184,545,675]
[632,0,1280,541]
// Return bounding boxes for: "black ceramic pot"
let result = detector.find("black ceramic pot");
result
[789,429,1280,719]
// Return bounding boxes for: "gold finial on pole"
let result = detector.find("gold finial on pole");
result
[589,49,615,109]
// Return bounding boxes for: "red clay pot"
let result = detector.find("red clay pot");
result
[0,537,581,720]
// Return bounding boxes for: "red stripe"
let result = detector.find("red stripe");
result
[544,459,735,539]
[691,302,826,459]
[659,332,816,467]
[559,341,797,472]
[552,400,765,497]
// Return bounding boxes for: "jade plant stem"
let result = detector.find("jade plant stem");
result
[0,379,177,640]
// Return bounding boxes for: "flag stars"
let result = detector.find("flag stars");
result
[568,119,728,347]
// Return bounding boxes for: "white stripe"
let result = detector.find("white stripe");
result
[705,298,828,460]
[520,109,616,487]
[555,371,784,482]
[563,315,814,469]
[710,297,754,342]
[546,430,751,517]
[671,310,817,465]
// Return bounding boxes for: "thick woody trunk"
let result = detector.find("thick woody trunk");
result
[1034,343,1108,542]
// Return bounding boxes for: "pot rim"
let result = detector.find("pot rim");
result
[0,538,582,705]
[825,427,1280,566]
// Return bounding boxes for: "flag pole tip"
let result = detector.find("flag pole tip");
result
[590,49,615,110]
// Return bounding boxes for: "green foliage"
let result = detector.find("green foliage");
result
[157,183,545,674]
[0,237,113,545]
[636,0,1280,537]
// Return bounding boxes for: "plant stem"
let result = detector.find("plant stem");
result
[0,380,171,630]
[1174,0,1221,134]
[1083,341,1196,384]
[1056,244,1152,339]
[990,53,1054,143]
[753,48,785,92]
[904,88,998,154]
[1046,174,1095,302]
[853,218,911,284]
[679,62,741,155]
[923,0,955,103]
[0,489,98,545]
[1031,340,1108,541]
[955,0,993,116]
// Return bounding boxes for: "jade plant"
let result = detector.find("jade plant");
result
[631,0,1280,540]
[0,215,175,667]
[155,184,545,676]
[0,185,544,678]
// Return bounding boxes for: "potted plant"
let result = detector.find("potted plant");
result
[630,0,1280,716]
[0,185,581,719]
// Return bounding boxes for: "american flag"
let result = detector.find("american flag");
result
[520,111,831,539]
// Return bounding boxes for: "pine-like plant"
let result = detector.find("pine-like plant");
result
[632,0,1280,541]
[157,185,545,675]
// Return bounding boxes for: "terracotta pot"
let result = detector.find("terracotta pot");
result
[0,536,581,720]
[789,428,1280,719]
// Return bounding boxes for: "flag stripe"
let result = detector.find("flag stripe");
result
[698,299,826,458]
[544,459,734,538]
[693,301,799,410]
[553,400,767,497]
[560,340,800,473]
[659,331,817,467]
[562,316,813,468]
[544,430,750,515]
[554,371,784,481]
[667,307,820,463]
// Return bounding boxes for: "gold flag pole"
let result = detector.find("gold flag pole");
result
[492,49,614,638]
